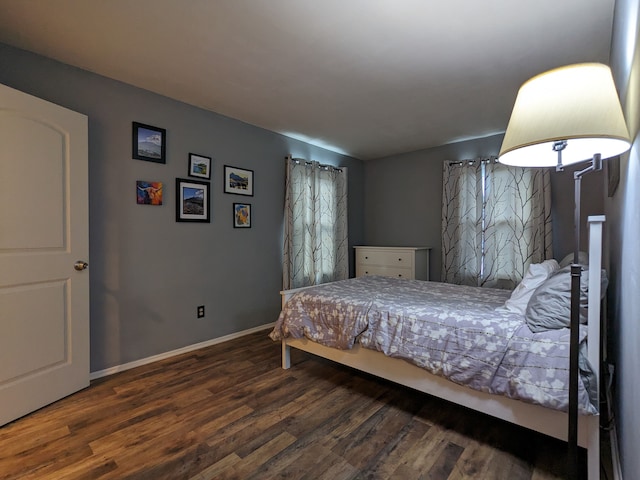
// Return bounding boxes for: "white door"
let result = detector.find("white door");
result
[0,83,89,426]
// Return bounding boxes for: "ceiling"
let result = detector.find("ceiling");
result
[0,0,616,160]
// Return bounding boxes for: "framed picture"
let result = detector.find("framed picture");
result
[175,178,210,222]
[188,153,211,179]
[133,122,166,163]
[233,203,251,228]
[136,180,163,205]
[224,165,254,196]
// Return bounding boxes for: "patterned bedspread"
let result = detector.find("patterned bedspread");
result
[270,276,597,415]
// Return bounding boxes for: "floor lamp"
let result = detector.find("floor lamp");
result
[498,63,630,479]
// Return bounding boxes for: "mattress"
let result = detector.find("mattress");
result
[270,275,597,414]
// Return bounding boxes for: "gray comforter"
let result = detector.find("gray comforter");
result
[270,276,597,415]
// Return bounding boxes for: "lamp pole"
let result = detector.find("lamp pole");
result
[567,153,602,480]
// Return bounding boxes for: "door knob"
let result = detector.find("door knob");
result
[74,261,89,271]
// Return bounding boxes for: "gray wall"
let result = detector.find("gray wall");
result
[364,134,604,281]
[609,0,640,477]
[0,43,364,373]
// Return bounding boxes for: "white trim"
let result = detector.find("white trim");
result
[606,384,624,480]
[89,323,275,380]
[610,420,623,480]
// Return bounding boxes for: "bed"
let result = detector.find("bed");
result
[270,217,605,480]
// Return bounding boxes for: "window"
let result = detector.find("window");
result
[283,158,348,289]
[442,158,552,289]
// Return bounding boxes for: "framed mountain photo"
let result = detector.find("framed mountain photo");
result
[175,178,210,222]
[133,122,166,163]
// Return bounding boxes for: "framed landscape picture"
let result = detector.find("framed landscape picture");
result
[175,178,210,222]
[133,122,166,163]
[188,153,211,179]
[233,203,251,228]
[224,165,253,196]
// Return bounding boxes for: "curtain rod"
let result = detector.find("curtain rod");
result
[447,156,498,166]
[286,155,343,172]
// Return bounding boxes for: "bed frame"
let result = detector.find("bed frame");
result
[279,216,604,480]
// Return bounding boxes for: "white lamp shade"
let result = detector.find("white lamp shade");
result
[499,63,631,167]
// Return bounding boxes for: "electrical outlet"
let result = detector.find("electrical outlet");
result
[197,305,205,318]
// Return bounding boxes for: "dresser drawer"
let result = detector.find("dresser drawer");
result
[356,265,413,279]
[355,249,414,267]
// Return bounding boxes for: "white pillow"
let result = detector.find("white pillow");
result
[500,259,560,315]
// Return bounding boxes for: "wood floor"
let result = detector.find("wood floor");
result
[0,329,589,479]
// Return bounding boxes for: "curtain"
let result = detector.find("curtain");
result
[283,156,348,290]
[441,160,483,286]
[442,158,552,289]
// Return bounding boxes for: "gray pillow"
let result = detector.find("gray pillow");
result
[524,266,608,333]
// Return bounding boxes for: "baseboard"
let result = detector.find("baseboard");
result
[610,420,623,480]
[606,378,623,480]
[89,323,275,380]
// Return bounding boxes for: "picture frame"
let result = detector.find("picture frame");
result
[224,165,254,196]
[136,180,163,205]
[233,203,251,228]
[188,153,211,179]
[133,122,166,163]
[175,178,210,223]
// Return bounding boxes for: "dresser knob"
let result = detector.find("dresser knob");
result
[398,258,402,261]
[365,256,368,259]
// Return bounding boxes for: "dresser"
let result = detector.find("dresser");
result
[354,246,431,280]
